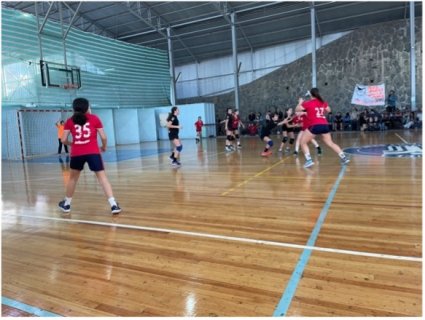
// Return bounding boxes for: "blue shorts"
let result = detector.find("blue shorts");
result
[70,154,104,172]
[309,124,330,135]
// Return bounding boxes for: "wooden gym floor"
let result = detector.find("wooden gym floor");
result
[1,129,422,316]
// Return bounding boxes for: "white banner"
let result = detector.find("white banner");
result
[351,84,386,106]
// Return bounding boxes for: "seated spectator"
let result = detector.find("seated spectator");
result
[327,112,335,131]
[334,112,343,131]
[359,112,368,131]
[343,112,351,130]
[416,109,422,128]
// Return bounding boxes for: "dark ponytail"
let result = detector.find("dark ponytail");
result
[310,88,324,103]
[72,98,89,125]
[167,106,178,121]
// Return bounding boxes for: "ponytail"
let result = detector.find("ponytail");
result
[72,98,89,125]
[310,88,324,103]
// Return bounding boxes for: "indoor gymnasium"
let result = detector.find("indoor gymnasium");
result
[1,1,422,317]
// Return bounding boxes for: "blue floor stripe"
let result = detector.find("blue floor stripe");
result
[2,296,62,317]
[273,165,348,317]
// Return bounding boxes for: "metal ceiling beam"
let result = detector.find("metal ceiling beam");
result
[212,2,253,51]
[62,2,116,38]
[38,2,55,33]
[124,2,199,63]
[117,1,283,40]
[63,2,83,39]
[124,2,168,38]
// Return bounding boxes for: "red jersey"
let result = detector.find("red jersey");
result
[232,114,240,130]
[64,114,103,156]
[301,98,329,126]
[194,120,203,132]
[292,115,303,127]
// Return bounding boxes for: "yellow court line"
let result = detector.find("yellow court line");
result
[221,157,290,196]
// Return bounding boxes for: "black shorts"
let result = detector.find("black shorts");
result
[260,133,270,140]
[282,124,294,133]
[169,133,179,141]
[70,154,104,172]
[309,124,330,135]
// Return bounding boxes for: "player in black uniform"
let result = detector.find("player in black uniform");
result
[260,113,288,156]
[279,108,296,153]
[167,106,183,166]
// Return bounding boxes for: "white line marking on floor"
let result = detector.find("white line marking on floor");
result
[3,213,422,263]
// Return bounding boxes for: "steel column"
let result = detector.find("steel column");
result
[231,12,240,110]
[167,28,177,105]
[310,3,317,88]
[409,2,416,111]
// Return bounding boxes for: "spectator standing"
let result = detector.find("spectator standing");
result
[387,90,397,112]
[55,120,69,154]
[350,107,359,131]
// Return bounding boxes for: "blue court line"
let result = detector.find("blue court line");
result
[273,165,348,317]
[2,296,62,317]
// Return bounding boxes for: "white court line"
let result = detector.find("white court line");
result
[395,133,409,143]
[3,213,422,263]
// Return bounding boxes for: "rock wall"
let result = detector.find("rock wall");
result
[178,18,422,119]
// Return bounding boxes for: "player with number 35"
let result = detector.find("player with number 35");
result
[58,97,122,214]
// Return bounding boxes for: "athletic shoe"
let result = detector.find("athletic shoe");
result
[225,145,232,152]
[172,160,181,166]
[261,150,272,156]
[111,203,122,215]
[169,155,174,162]
[237,144,242,149]
[340,157,350,165]
[229,145,235,150]
[196,138,200,143]
[58,200,71,213]
[278,148,283,152]
[285,147,291,153]
[304,159,314,168]
[293,151,298,156]
[317,146,322,155]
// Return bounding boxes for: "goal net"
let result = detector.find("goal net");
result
[4,109,73,160]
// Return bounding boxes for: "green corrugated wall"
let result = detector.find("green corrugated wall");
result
[2,8,170,108]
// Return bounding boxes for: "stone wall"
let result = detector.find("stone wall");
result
[177,18,422,119]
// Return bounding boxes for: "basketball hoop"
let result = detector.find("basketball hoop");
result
[62,83,79,90]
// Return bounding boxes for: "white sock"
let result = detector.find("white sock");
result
[108,197,117,207]
[64,197,72,205]
[338,152,346,159]
[305,154,312,161]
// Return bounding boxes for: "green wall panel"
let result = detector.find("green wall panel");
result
[2,8,170,108]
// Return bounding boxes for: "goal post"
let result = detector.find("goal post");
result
[8,109,73,160]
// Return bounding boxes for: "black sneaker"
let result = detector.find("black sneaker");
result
[317,146,322,155]
[58,200,71,213]
[111,203,122,215]
[169,155,174,162]
[172,160,181,166]
[293,151,298,156]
